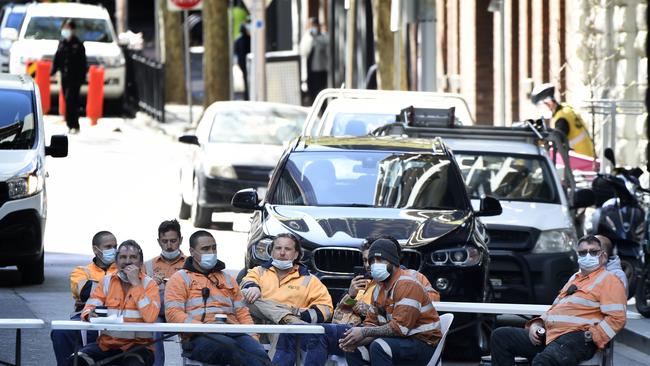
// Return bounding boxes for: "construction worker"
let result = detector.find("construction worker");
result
[240,233,333,325]
[273,236,440,366]
[595,234,627,290]
[144,219,186,366]
[164,230,270,366]
[76,240,160,366]
[50,231,118,366]
[490,235,627,366]
[530,83,595,157]
[340,239,442,366]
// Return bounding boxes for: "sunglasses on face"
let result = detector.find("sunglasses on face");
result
[576,249,602,257]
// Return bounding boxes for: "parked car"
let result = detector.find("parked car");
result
[0,3,27,73]
[7,3,125,99]
[232,135,502,358]
[0,73,67,284]
[177,101,308,228]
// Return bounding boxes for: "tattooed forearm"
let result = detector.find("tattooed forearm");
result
[361,324,399,338]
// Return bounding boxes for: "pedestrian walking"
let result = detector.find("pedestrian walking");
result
[52,20,87,134]
[234,21,251,101]
[300,17,329,104]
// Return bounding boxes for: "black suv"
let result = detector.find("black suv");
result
[232,135,502,358]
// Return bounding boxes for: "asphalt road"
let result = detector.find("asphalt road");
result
[0,116,648,365]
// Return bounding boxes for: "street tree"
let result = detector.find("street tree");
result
[371,0,407,90]
[160,0,186,104]
[202,0,230,107]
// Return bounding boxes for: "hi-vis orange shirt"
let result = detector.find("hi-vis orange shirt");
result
[532,266,627,349]
[69,260,117,312]
[144,253,187,284]
[358,269,440,304]
[81,273,160,351]
[164,258,254,327]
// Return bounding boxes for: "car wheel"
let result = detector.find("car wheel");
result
[179,194,191,219]
[191,177,211,228]
[19,253,44,285]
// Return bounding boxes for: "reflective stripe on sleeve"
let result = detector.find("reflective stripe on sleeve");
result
[395,298,421,310]
[557,296,600,308]
[546,315,599,325]
[374,339,393,358]
[586,271,610,291]
[76,279,88,295]
[307,308,318,323]
[86,299,104,307]
[569,131,588,147]
[223,275,233,288]
[377,314,387,324]
[165,301,185,310]
[421,303,434,313]
[102,275,112,297]
[598,320,616,339]
[302,275,311,287]
[187,307,233,317]
[145,261,154,276]
[404,321,440,336]
[186,295,234,308]
[233,300,246,309]
[600,304,626,312]
[137,297,151,308]
[122,310,143,319]
[178,270,192,287]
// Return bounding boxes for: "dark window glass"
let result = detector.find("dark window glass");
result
[0,88,36,150]
[24,17,113,43]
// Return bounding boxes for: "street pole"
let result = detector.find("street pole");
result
[251,0,266,101]
[420,0,436,91]
[183,10,193,124]
[498,0,505,126]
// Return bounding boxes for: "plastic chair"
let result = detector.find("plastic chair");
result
[426,313,454,366]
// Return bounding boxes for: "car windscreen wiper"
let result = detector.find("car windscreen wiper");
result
[322,203,375,207]
[0,120,24,140]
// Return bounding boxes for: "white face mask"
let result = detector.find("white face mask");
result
[370,263,390,281]
[578,253,601,271]
[272,259,294,270]
[61,29,72,40]
[100,248,116,265]
[161,249,180,260]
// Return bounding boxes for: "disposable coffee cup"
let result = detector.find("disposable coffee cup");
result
[95,306,108,318]
[214,314,228,324]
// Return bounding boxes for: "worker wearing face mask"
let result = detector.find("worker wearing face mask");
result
[50,231,118,366]
[164,230,270,366]
[51,19,87,135]
[490,235,627,366]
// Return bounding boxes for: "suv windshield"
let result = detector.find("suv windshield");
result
[271,151,468,209]
[0,89,35,150]
[24,17,113,42]
[455,152,559,203]
[209,107,306,145]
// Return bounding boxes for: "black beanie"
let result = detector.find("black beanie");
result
[368,239,400,266]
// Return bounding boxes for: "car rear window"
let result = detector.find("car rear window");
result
[24,16,114,43]
[271,150,469,210]
[5,11,25,30]
[0,88,36,150]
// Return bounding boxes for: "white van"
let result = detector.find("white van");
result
[6,3,125,99]
[0,74,67,284]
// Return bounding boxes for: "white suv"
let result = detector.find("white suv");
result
[0,74,67,284]
[7,3,125,99]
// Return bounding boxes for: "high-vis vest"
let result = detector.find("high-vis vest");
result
[366,267,442,347]
[552,103,594,157]
[144,253,186,283]
[241,263,333,323]
[164,262,253,328]
[537,267,627,349]
[81,273,160,351]
[69,261,117,312]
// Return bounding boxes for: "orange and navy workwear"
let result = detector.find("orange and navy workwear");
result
[164,258,254,328]
[529,266,627,349]
[365,267,442,347]
[241,262,333,323]
[70,259,117,313]
[144,252,187,283]
[81,272,160,351]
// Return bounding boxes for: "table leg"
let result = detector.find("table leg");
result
[15,329,20,366]
[295,335,301,366]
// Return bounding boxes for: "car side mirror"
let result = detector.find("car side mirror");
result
[45,135,68,158]
[232,188,261,211]
[476,196,502,217]
[1,28,18,42]
[178,134,199,146]
[572,188,595,209]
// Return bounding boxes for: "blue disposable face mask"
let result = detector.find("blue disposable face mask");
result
[272,259,294,270]
[161,249,180,260]
[578,253,600,271]
[101,248,116,265]
[370,263,390,281]
[199,253,218,270]
[61,29,72,40]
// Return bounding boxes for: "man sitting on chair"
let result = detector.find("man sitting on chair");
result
[339,239,442,365]
[490,235,627,366]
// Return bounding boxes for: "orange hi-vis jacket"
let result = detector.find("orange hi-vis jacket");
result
[69,259,117,313]
[164,258,254,329]
[81,272,160,351]
[144,252,187,284]
[366,267,442,347]
[241,262,333,323]
[531,266,627,349]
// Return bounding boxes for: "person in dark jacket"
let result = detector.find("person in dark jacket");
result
[52,20,87,134]
[233,22,251,100]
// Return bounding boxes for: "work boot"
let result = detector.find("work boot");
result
[279,314,307,325]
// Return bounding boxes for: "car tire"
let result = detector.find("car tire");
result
[19,253,44,285]
[191,177,211,228]
[179,195,191,219]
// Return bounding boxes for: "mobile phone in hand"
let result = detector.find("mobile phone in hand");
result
[353,266,368,279]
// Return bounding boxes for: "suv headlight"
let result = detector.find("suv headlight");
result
[206,164,237,179]
[253,238,273,261]
[430,246,481,267]
[7,170,44,200]
[532,229,577,254]
[100,55,125,67]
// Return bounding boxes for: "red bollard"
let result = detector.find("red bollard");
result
[35,61,52,114]
[58,86,66,117]
[86,65,104,126]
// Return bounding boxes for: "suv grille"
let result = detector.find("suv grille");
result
[487,229,535,251]
[312,248,362,274]
[233,166,272,182]
[401,250,422,270]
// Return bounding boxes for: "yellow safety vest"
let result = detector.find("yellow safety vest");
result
[552,103,594,157]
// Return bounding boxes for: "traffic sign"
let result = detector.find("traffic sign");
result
[168,0,202,11]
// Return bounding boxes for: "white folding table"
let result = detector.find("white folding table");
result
[51,321,325,366]
[433,301,642,319]
[0,319,46,366]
